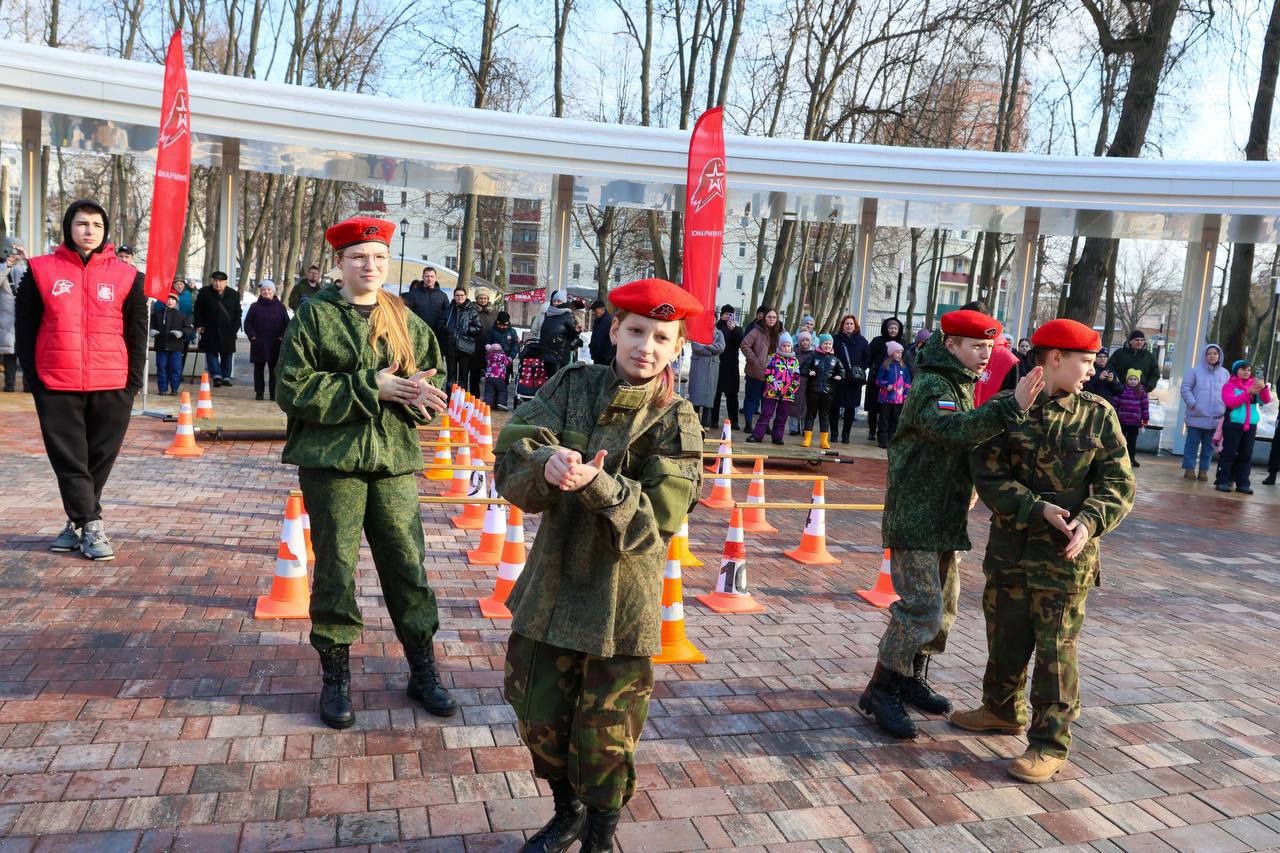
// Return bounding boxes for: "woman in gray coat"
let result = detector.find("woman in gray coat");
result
[688,327,726,427]
[1179,342,1229,480]
[0,278,15,391]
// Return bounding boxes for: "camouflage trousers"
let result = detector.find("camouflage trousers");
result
[504,632,654,811]
[980,581,1088,759]
[877,550,960,676]
[298,468,440,653]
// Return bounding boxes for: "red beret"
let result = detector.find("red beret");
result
[607,278,705,321]
[1031,318,1101,353]
[940,309,1002,339]
[325,217,395,252]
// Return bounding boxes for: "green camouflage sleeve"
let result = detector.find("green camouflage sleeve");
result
[1074,407,1136,537]
[276,304,381,425]
[971,434,1043,528]
[576,407,704,551]
[904,377,1026,449]
[493,368,572,515]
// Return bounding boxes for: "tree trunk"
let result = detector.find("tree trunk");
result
[282,176,307,292]
[1211,244,1232,343]
[925,229,943,325]
[458,193,479,291]
[1102,241,1119,347]
[1221,0,1280,359]
[905,228,922,331]
[966,231,984,304]
[1028,235,1047,328]
[748,218,769,314]
[764,220,797,311]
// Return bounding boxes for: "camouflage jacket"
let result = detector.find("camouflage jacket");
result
[971,390,1136,592]
[881,331,1026,552]
[494,363,703,658]
[276,284,443,475]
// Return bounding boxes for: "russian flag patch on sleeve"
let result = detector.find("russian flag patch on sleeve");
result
[937,400,958,412]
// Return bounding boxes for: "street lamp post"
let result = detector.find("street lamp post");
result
[893,260,904,318]
[398,218,409,295]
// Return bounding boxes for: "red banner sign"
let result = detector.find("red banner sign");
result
[682,107,726,345]
[144,31,191,301]
[506,288,547,303]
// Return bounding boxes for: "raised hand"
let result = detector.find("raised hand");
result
[543,447,583,488]
[1014,365,1046,410]
[561,449,609,492]
[406,367,448,416]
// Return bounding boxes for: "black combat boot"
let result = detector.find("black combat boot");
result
[899,653,952,715]
[317,646,354,730]
[857,662,918,740]
[520,778,587,853]
[405,642,459,717]
[579,807,622,853]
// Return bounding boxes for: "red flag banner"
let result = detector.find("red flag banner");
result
[145,31,191,301]
[682,107,726,345]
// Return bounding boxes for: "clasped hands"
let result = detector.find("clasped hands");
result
[544,447,608,492]
[1042,503,1090,559]
[376,364,448,418]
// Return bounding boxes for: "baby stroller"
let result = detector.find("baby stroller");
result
[513,339,550,409]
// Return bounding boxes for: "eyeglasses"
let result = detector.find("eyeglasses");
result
[343,253,389,268]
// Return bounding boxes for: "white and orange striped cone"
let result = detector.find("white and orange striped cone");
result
[467,483,508,566]
[699,453,735,510]
[428,416,454,481]
[478,507,526,619]
[463,396,477,445]
[784,480,838,566]
[707,419,735,474]
[696,507,766,614]
[300,499,315,564]
[741,458,778,534]
[445,444,473,498]
[163,392,204,457]
[856,549,900,608]
[255,495,311,619]
[676,515,703,568]
[449,385,463,420]
[653,537,706,664]
[195,372,215,419]
[451,470,488,530]
[476,405,496,464]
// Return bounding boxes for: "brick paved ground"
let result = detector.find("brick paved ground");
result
[1,382,1279,852]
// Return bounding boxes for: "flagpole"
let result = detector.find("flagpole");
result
[137,296,168,417]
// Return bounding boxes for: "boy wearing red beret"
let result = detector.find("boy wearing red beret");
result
[951,318,1135,783]
[860,309,1044,741]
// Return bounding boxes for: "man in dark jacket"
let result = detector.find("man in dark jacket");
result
[538,295,581,378]
[489,310,520,358]
[289,265,324,311]
[443,286,482,393]
[1108,330,1159,393]
[714,305,744,429]
[194,271,242,386]
[402,266,450,343]
[152,289,195,396]
[588,299,615,365]
[15,198,148,561]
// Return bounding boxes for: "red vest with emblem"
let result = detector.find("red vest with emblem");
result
[29,244,135,392]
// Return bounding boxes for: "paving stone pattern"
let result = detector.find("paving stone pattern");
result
[1,386,1279,851]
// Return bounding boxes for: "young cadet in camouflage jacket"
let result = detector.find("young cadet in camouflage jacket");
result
[276,217,457,732]
[952,319,1135,784]
[494,278,704,853]
[859,310,1043,741]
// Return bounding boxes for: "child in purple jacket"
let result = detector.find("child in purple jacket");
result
[1114,368,1150,468]
[748,332,800,445]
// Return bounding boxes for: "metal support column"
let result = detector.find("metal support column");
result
[1166,215,1221,454]
[19,109,44,254]
[214,138,240,280]
[544,174,574,302]
[1005,207,1041,341]
[848,197,878,322]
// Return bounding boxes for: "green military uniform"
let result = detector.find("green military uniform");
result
[494,362,703,810]
[970,389,1135,758]
[275,284,445,652]
[877,331,1026,675]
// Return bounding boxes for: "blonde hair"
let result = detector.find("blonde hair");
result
[370,289,417,374]
[612,310,687,408]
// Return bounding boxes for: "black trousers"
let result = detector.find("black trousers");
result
[1216,422,1258,489]
[865,383,882,438]
[1120,424,1141,463]
[446,349,480,394]
[803,389,834,433]
[1269,433,1280,476]
[253,358,278,399]
[33,388,134,526]
[2,354,17,391]
[712,378,739,428]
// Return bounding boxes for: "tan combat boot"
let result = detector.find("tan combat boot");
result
[801,430,812,448]
[1008,748,1067,784]
[949,705,1025,735]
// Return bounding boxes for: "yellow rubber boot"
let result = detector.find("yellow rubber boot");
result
[801,430,812,448]
[819,432,831,449]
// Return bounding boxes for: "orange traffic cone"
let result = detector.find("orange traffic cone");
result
[163,392,204,457]
[467,485,508,565]
[696,508,766,614]
[700,454,735,510]
[478,507,526,618]
[476,405,496,464]
[255,496,311,619]
[676,515,703,568]
[784,480,839,565]
[653,536,706,664]
[195,373,215,419]
[445,444,473,498]
[707,419,735,474]
[451,470,489,530]
[428,416,454,480]
[856,549,900,608]
[449,385,463,420]
[299,499,315,564]
[741,459,778,534]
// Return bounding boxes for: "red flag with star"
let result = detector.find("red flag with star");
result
[682,107,726,344]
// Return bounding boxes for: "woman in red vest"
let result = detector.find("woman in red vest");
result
[14,199,148,561]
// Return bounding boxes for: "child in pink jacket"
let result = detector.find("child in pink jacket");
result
[1215,359,1272,494]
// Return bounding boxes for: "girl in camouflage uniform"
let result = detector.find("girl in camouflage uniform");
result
[494,278,704,853]
[275,217,456,731]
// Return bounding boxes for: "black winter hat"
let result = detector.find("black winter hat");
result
[496,311,511,324]
[1128,329,1145,341]
[62,199,110,253]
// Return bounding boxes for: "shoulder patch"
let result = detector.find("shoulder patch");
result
[936,400,958,412]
